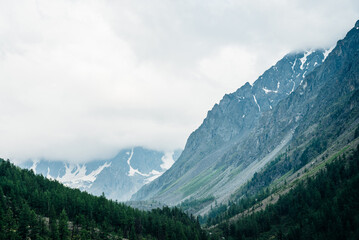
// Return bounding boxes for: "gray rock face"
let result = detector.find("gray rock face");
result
[133,21,359,211]
[19,147,181,201]
[131,48,327,204]
[219,19,359,191]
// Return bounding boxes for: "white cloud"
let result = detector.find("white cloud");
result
[0,0,358,163]
[198,46,260,93]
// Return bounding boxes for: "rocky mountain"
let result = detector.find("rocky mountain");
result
[202,21,359,236]
[132,46,329,204]
[20,147,181,201]
[133,21,359,214]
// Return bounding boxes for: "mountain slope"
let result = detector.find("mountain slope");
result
[210,144,359,240]
[132,48,327,204]
[20,147,181,201]
[199,20,359,218]
[134,20,359,214]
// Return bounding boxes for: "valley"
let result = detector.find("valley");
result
[1,12,359,240]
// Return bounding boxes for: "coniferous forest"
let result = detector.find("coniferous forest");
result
[0,159,207,240]
[2,144,359,239]
[206,145,359,240]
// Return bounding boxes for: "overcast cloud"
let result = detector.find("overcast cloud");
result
[0,0,358,163]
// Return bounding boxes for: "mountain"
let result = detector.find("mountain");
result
[131,48,327,204]
[19,147,182,201]
[133,20,359,215]
[0,158,206,240]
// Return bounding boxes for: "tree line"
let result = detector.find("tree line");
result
[0,159,207,240]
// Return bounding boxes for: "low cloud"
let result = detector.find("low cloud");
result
[0,0,358,163]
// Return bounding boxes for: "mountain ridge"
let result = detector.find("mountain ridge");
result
[132,48,328,205]
[133,21,359,213]
[20,147,182,201]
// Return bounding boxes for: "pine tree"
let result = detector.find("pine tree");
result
[18,203,32,239]
[59,209,70,240]
[129,224,137,240]
[4,208,18,240]
[50,217,60,240]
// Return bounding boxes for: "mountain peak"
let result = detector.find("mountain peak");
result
[132,48,326,204]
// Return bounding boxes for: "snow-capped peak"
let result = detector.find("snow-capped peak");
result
[55,162,111,189]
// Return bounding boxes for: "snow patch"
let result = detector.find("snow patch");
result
[144,152,176,184]
[263,87,277,94]
[323,46,335,62]
[242,114,245,118]
[56,162,111,189]
[30,160,39,174]
[303,81,308,90]
[289,79,295,94]
[300,50,313,70]
[46,167,54,180]
[160,152,175,170]
[291,58,297,71]
[236,96,244,102]
[262,81,280,94]
[126,148,172,180]
[253,95,261,112]
[127,148,149,177]
[144,170,162,184]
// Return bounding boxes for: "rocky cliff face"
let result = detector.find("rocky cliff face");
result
[132,47,329,204]
[223,20,359,172]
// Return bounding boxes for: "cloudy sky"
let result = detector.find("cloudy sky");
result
[0,0,358,163]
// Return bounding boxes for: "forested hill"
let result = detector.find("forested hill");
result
[208,144,359,240]
[0,158,207,240]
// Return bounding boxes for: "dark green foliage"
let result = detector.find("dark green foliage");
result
[0,159,207,240]
[210,145,359,240]
[294,137,327,171]
[354,124,359,139]
[178,196,215,215]
[59,209,70,240]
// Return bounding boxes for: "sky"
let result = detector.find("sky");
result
[0,0,358,164]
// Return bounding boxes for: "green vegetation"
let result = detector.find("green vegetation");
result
[202,187,271,227]
[201,154,290,226]
[0,159,207,240]
[179,167,223,196]
[208,145,359,240]
[302,146,349,178]
[178,196,215,216]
